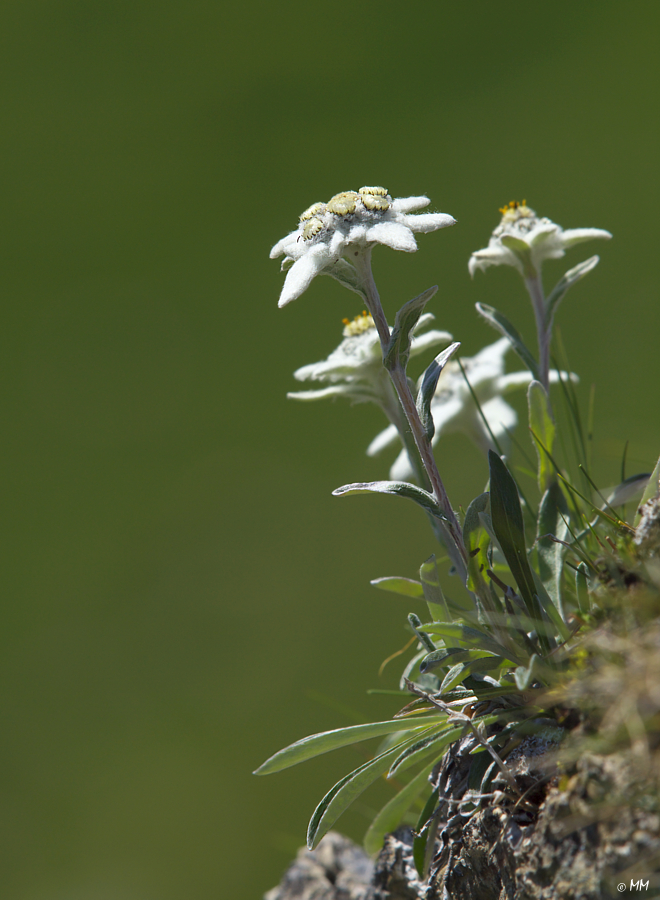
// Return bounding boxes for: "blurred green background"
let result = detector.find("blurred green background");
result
[0,2,658,897]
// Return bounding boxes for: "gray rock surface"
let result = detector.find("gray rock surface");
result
[264,832,374,900]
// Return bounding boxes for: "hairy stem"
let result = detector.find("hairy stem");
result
[525,273,551,394]
[354,248,467,578]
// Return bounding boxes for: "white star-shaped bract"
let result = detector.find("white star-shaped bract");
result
[288,312,452,406]
[270,187,456,307]
[367,337,576,481]
[468,201,611,278]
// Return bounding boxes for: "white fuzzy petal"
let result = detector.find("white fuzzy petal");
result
[428,396,465,439]
[328,229,348,256]
[412,312,436,332]
[561,227,612,249]
[391,196,431,213]
[410,330,454,356]
[366,424,399,456]
[405,212,456,234]
[293,358,356,381]
[481,397,518,437]
[278,246,329,307]
[547,369,579,384]
[287,387,351,401]
[495,371,536,393]
[528,223,560,247]
[270,230,300,259]
[365,221,417,252]
[468,245,516,275]
[472,337,511,373]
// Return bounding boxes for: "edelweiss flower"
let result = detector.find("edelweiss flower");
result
[270,187,456,307]
[288,311,452,407]
[468,201,611,279]
[367,337,575,481]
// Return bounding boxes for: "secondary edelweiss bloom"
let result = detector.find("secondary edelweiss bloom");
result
[367,337,576,481]
[270,187,456,307]
[468,201,611,278]
[288,311,452,406]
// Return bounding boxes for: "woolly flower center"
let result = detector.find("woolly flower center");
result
[494,200,542,238]
[299,187,392,241]
[342,311,375,338]
[498,200,532,221]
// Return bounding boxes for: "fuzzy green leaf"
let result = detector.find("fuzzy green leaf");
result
[537,482,570,619]
[575,562,589,613]
[306,740,417,849]
[370,577,425,599]
[416,342,461,439]
[332,480,443,520]
[545,256,600,327]
[420,647,498,674]
[388,724,461,776]
[463,492,492,598]
[384,286,438,372]
[408,613,436,654]
[514,653,550,690]
[420,621,521,663]
[440,656,505,694]
[254,717,441,775]
[413,787,440,876]
[420,646,475,673]
[419,555,452,624]
[488,451,544,637]
[475,302,539,380]
[530,568,569,643]
[364,762,437,856]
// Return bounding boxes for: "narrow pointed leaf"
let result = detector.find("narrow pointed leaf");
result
[440,656,505,694]
[488,451,544,639]
[307,740,415,848]
[371,577,425,599]
[420,621,519,663]
[420,555,451,624]
[475,302,539,380]
[384,286,438,371]
[388,725,463,776]
[530,569,569,642]
[545,256,600,326]
[408,613,436,653]
[537,482,569,618]
[333,480,443,519]
[416,342,461,438]
[399,649,427,690]
[364,762,436,856]
[413,787,440,876]
[254,717,441,775]
[463,492,492,598]
[575,562,589,612]
[419,646,476,673]
[514,653,551,690]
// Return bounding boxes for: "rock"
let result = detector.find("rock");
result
[264,831,375,900]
